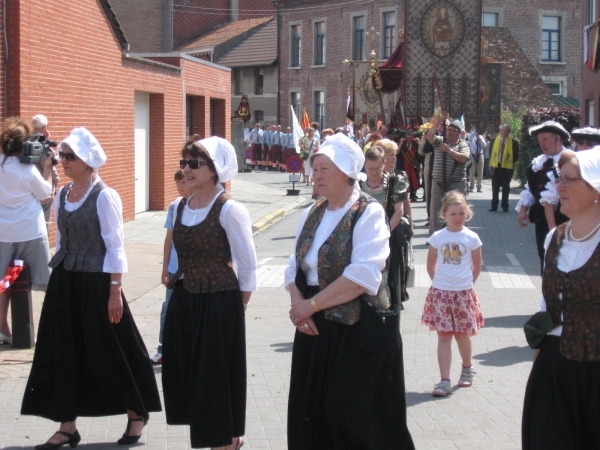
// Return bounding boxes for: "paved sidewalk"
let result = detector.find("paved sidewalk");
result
[0,174,542,449]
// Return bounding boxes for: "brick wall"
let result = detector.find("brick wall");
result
[110,0,166,52]
[482,27,557,112]
[279,0,399,129]
[6,0,231,230]
[581,0,600,126]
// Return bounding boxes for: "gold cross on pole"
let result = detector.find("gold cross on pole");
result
[365,27,380,54]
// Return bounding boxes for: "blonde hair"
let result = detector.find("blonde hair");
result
[439,190,473,222]
[373,138,398,156]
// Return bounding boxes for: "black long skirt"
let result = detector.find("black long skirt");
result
[162,283,246,449]
[21,263,162,421]
[287,288,415,450]
[522,336,600,449]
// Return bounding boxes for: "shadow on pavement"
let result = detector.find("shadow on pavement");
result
[406,387,460,406]
[473,345,533,367]
[271,342,293,353]
[271,236,296,241]
[483,314,531,329]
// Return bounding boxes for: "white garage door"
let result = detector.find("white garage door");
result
[134,93,150,213]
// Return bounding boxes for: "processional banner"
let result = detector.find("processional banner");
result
[403,0,482,121]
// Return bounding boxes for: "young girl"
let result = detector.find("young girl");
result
[421,190,484,397]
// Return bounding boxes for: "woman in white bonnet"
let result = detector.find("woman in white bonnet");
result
[21,127,161,449]
[285,133,414,449]
[522,149,600,449]
[161,137,257,450]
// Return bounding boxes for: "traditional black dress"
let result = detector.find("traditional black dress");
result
[162,191,256,449]
[286,192,415,450]
[21,180,161,422]
[522,225,600,449]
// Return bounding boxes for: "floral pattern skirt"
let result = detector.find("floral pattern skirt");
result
[421,287,484,336]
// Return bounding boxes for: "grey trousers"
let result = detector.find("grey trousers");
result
[429,179,467,235]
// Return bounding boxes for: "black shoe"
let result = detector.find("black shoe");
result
[502,208,509,212]
[489,207,497,212]
[117,415,148,445]
[35,430,81,449]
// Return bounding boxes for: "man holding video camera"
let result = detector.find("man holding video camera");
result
[31,114,59,231]
[0,117,55,345]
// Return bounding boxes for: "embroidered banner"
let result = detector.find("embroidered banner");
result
[478,62,502,135]
[403,0,481,121]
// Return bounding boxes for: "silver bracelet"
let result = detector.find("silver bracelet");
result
[110,280,122,287]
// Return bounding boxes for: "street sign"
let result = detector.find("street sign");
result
[289,174,300,182]
[244,148,253,159]
[286,155,302,173]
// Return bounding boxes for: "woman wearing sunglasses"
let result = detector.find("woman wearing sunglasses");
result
[0,117,54,346]
[162,137,257,450]
[522,150,600,449]
[21,127,161,449]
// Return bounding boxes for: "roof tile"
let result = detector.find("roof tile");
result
[179,16,274,51]
[217,19,277,68]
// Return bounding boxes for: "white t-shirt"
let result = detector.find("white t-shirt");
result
[429,227,482,291]
[0,155,52,242]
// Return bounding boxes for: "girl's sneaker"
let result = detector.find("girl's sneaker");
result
[432,380,452,397]
[458,366,475,387]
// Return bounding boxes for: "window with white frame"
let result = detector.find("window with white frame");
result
[314,91,325,131]
[290,24,302,67]
[353,15,365,60]
[482,12,498,26]
[541,16,561,62]
[589,0,596,25]
[314,21,326,65]
[382,11,396,59]
[545,82,562,96]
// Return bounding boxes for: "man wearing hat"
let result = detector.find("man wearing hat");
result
[425,114,471,235]
[570,127,600,151]
[517,121,570,273]
[489,124,520,211]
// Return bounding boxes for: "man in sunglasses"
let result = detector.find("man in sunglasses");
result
[570,127,600,151]
[517,121,570,274]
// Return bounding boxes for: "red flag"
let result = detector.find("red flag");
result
[301,108,311,129]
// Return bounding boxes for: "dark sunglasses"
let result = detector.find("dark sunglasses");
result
[58,151,78,161]
[180,159,209,170]
[574,139,598,147]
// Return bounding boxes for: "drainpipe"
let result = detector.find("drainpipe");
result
[276,3,282,124]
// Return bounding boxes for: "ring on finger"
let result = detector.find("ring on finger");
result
[302,324,309,329]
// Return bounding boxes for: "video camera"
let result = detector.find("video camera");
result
[19,133,58,165]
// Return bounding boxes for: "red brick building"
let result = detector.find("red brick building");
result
[2,0,231,223]
[582,0,600,126]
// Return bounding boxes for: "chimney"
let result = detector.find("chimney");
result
[229,0,239,21]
